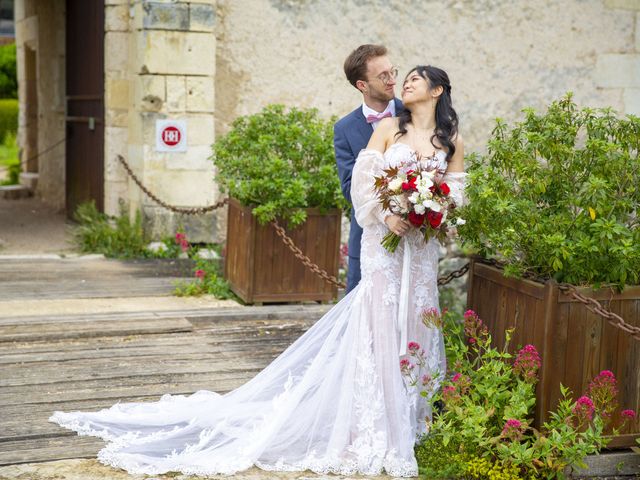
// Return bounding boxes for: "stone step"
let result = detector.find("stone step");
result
[0,185,32,200]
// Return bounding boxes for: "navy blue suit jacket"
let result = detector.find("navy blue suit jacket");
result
[333,98,403,261]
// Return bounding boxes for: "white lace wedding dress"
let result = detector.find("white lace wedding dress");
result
[50,143,466,477]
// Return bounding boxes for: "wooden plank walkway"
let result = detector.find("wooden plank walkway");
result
[0,308,318,466]
[0,256,194,300]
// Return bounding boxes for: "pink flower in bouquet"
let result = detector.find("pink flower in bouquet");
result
[501,419,524,441]
[572,395,595,422]
[422,374,432,387]
[407,341,421,353]
[587,370,618,419]
[195,269,206,280]
[514,344,541,383]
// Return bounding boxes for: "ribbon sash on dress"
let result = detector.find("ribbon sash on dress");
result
[396,240,411,356]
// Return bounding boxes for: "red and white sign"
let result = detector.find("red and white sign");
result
[156,120,187,152]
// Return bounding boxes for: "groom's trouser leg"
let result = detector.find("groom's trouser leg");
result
[346,255,361,294]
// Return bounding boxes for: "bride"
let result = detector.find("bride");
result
[50,65,465,478]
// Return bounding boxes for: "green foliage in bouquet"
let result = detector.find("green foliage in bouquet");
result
[212,104,347,227]
[459,94,640,288]
[414,309,636,479]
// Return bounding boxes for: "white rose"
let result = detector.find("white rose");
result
[408,192,420,204]
[414,203,426,215]
[388,178,403,192]
[423,199,442,212]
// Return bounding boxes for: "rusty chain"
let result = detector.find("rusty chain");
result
[557,284,640,341]
[475,257,640,341]
[272,220,470,290]
[117,152,640,340]
[117,155,228,215]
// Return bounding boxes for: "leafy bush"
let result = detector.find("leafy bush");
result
[413,309,636,479]
[460,94,640,288]
[0,131,19,185]
[174,256,238,300]
[73,201,149,258]
[211,104,347,227]
[0,98,18,142]
[0,43,16,99]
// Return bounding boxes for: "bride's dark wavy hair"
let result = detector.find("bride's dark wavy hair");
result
[396,65,458,162]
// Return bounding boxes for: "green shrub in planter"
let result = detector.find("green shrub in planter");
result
[211,104,347,227]
[460,94,640,289]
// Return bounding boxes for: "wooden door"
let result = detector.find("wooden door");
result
[65,0,105,215]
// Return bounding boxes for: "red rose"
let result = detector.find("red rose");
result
[402,176,417,191]
[439,182,450,195]
[427,210,443,228]
[408,211,425,226]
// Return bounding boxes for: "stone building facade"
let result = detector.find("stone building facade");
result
[13,0,640,242]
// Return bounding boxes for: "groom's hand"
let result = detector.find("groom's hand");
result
[384,215,411,236]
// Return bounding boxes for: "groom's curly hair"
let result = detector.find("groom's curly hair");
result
[344,44,388,89]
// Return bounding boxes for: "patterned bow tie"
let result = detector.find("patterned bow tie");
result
[365,111,392,123]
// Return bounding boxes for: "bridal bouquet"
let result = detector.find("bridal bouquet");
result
[374,157,461,253]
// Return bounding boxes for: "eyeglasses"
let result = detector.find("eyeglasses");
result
[373,67,399,85]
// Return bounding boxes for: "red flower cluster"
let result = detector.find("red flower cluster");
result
[175,232,189,252]
[587,370,618,419]
[513,344,542,383]
[572,395,595,422]
[463,310,488,345]
[195,269,206,280]
[501,419,525,442]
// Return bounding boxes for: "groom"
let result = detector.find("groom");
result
[334,44,402,293]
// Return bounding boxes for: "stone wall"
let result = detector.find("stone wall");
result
[14,0,66,210]
[104,0,220,242]
[215,0,636,152]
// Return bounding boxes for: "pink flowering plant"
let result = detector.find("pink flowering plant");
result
[415,308,637,479]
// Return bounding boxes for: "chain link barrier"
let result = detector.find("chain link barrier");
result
[117,155,228,215]
[117,154,469,290]
[475,257,640,341]
[117,152,640,340]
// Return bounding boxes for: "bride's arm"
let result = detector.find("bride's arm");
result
[350,119,398,228]
[444,135,467,206]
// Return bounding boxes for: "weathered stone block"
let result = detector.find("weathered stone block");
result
[105,127,129,182]
[187,114,215,144]
[105,5,129,32]
[105,32,129,72]
[166,75,187,111]
[623,88,640,115]
[165,145,214,170]
[604,0,640,10]
[189,3,216,32]
[104,180,129,217]
[106,77,129,110]
[142,204,222,243]
[143,2,189,30]
[186,76,214,112]
[143,168,217,207]
[136,74,166,112]
[139,31,215,75]
[595,53,640,88]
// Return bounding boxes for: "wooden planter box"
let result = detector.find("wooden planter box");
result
[225,197,341,304]
[467,259,640,447]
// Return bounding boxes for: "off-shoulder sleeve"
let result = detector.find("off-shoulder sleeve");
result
[350,149,389,228]
[442,171,468,207]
